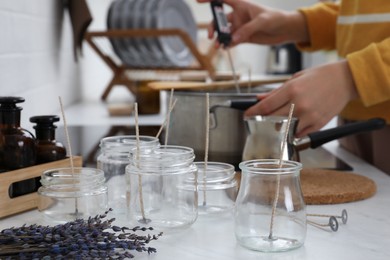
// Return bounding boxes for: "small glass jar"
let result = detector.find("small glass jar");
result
[235,159,306,252]
[97,135,160,214]
[126,145,198,231]
[194,161,237,215]
[38,167,108,223]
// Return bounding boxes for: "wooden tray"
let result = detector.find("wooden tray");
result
[147,75,290,91]
[0,156,82,218]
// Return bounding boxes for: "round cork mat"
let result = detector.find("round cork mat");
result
[301,168,377,205]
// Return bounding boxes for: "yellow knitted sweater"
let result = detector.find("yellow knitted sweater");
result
[298,1,390,123]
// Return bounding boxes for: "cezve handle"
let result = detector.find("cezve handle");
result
[308,118,386,149]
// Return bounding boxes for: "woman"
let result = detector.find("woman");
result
[198,0,390,173]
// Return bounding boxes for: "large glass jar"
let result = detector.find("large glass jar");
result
[235,159,306,252]
[126,145,198,231]
[38,167,108,223]
[97,135,160,215]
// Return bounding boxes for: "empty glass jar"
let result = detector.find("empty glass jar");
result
[97,135,159,214]
[194,161,237,215]
[38,167,108,223]
[126,145,198,231]
[235,159,306,252]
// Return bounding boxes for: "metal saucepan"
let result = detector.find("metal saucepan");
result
[168,91,262,167]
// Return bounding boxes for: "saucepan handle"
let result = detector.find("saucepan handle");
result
[229,99,259,110]
[308,118,386,149]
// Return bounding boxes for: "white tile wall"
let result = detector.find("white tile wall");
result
[0,0,81,128]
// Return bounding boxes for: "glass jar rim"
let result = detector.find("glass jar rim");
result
[99,135,159,149]
[131,145,194,159]
[193,161,235,183]
[128,145,196,175]
[40,167,106,187]
[239,159,302,175]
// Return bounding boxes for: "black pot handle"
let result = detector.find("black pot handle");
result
[308,118,386,148]
[229,99,259,110]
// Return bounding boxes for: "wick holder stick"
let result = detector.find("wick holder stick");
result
[58,96,78,215]
[268,104,295,239]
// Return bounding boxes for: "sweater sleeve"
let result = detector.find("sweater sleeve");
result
[296,2,339,51]
[347,38,390,107]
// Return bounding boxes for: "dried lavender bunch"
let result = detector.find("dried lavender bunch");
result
[0,208,162,259]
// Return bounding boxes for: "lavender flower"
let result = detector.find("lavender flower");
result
[0,208,162,259]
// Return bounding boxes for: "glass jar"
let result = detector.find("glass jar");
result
[235,159,306,252]
[97,135,160,215]
[126,145,198,231]
[38,167,108,223]
[194,161,237,215]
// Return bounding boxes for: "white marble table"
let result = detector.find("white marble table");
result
[1,141,389,260]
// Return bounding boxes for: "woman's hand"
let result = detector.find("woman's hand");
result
[196,0,309,47]
[244,60,359,137]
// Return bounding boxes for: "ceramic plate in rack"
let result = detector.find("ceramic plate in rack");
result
[130,0,159,67]
[142,0,173,67]
[156,0,197,67]
[120,0,143,67]
[113,0,136,66]
[108,0,133,66]
[107,0,126,63]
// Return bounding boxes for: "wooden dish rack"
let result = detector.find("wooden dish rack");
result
[84,24,218,100]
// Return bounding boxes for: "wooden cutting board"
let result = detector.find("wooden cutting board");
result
[147,75,290,91]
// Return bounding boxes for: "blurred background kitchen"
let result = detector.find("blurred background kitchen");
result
[0,0,337,119]
[0,0,337,161]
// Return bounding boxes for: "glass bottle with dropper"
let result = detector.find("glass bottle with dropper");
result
[0,96,37,197]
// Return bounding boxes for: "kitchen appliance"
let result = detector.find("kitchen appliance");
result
[266,43,302,75]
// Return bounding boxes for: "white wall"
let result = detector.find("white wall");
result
[0,0,81,127]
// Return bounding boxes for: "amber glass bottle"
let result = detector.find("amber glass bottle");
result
[0,96,37,197]
[30,115,66,164]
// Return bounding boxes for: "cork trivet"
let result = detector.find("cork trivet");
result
[301,168,377,205]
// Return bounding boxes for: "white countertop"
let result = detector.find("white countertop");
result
[1,141,389,260]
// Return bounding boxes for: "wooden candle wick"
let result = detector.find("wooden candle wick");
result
[202,93,210,206]
[58,96,78,215]
[134,103,147,222]
[247,67,252,93]
[164,89,174,145]
[58,97,74,172]
[268,103,295,239]
[155,98,178,139]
